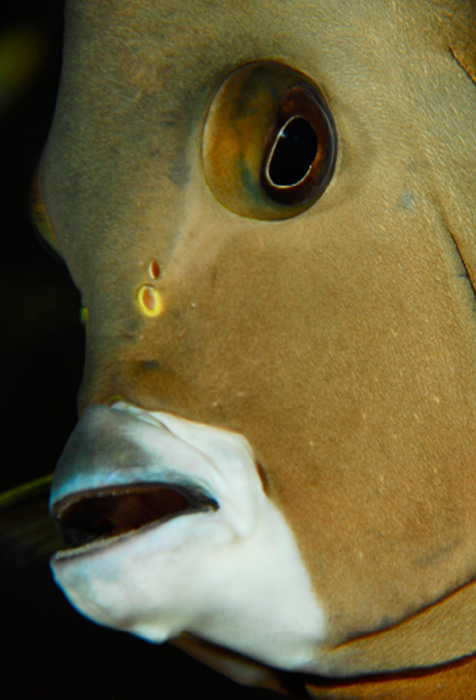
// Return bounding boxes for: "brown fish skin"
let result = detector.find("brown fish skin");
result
[306,654,476,699]
[39,0,476,693]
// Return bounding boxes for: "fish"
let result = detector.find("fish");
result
[29,0,476,697]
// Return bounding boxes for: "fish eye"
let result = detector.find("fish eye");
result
[202,61,337,220]
[30,170,61,257]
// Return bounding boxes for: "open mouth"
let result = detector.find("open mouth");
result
[51,483,218,550]
[48,403,326,674]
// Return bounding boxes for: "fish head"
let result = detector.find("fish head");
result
[37,0,476,689]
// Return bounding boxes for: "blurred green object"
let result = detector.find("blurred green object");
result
[0,24,46,114]
[0,473,61,566]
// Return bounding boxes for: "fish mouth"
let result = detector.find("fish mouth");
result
[51,482,218,551]
[48,401,231,557]
[48,402,326,674]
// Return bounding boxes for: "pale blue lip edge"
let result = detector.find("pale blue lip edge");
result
[49,466,214,510]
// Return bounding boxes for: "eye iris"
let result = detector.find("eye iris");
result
[267,117,318,187]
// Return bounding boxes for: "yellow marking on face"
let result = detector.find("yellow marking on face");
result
[106,395,125,406]
[80,306,89,332]
[30,171,61,255]
[137,285,164,317]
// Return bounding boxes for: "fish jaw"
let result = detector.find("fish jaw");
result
[49,402,326,672]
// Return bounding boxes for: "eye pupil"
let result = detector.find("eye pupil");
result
[267,117,318,187]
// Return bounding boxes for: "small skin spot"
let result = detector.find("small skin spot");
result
[399,189,417,211]
[139,360,161,372]
[137,285,165,317]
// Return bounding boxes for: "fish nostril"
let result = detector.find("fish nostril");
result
[148,259,161,279]
[136,284,165,317]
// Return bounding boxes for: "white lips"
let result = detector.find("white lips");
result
[50,402,327,672]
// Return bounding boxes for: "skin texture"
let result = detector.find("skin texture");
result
[306,655,476,699]
[39,0,476,695]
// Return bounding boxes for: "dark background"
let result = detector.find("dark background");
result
[1,2,283,698]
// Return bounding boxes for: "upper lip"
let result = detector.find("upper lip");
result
[50,400,261,560]
[49,402,222,553]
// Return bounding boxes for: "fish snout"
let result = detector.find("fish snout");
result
[49,402,259,549]
[48,402,326,671]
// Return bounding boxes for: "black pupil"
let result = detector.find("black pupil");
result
[268,117,318,187]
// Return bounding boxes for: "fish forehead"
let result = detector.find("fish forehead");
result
[41,0,476,646]
[42,0,461,285]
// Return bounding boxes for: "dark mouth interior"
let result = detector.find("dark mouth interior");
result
[52,483,217,549]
